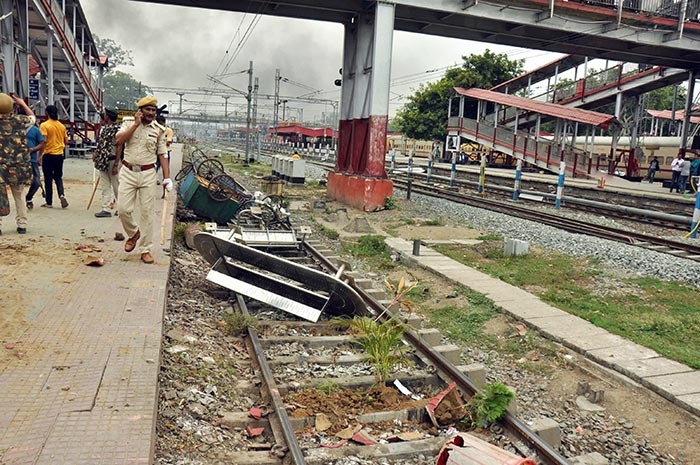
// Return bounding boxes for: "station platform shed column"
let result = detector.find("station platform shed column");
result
[327,2,394,211]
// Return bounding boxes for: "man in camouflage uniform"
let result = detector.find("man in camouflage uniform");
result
[93,109,121,218]
[0,93,35,235]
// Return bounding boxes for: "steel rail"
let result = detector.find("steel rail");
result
[395,169,693,227]
[236,293,307,465]
[393,178,700,260]
[302,240,572,465]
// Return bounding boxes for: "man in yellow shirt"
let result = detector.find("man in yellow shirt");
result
[39,105,69,208]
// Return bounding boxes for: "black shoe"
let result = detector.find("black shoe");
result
[26,201,33,210]
[60,196,69,208]
[17,227,26,234]
[95,210,112,218]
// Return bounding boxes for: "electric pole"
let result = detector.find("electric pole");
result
[253,76,260,161]
[245,60,253,165]
[176,92,185,114]
[273,68,280,152]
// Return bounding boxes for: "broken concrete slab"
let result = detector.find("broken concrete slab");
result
[575,396,606,412]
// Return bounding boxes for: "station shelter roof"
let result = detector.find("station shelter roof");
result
[271,124,338,138]
[490,54,587,94]
[453,87,618,129]
[647,109,700,124]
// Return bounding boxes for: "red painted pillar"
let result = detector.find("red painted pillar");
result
[328,3,394,211]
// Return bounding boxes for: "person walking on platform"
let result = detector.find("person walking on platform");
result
[647,157,659,184]
[115,96,172,264]
[93,109,121,218]
[40,105,69,208]
[669,153,684,193]
[24,119,46,210]
[679,156,691,194]
[0,93,36,235]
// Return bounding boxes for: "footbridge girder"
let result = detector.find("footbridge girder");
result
[133,0,700,67]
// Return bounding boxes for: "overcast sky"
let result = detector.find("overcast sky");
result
[81,0,562,124]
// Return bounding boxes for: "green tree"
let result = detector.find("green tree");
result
[102,70,151,110]
[94,36,134,69]
[394,50,524,141]
[94,36,150,110]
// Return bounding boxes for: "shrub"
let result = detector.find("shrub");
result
[464,382,515,428]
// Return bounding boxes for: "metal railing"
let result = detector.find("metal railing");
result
[37,0,100,105]
[579,0,700,20]
[449,116,592,177]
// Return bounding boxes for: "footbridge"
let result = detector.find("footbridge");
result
[1,0,105,140]
[447,87,619,178]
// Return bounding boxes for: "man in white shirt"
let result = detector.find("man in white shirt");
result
[669,152,684,193]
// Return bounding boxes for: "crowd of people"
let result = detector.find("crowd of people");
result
[0,93,173,264]
[666,151,700,194]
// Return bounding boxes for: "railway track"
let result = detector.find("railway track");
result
[390,178,700,264]
[206,238,574,465]
[212,140,693,231]
[392,164,693,231]
[204,140,700,263]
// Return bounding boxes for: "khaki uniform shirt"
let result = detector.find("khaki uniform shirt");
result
[118,120,167,166]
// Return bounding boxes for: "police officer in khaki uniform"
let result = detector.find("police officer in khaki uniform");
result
[115,96,172,264]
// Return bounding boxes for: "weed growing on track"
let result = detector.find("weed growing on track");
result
[222,312,259,336]
[464,382,515,428]
[347,316,412,384]
[436,242,700,369]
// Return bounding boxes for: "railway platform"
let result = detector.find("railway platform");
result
[386,237,700,418]
[0,149,180,465]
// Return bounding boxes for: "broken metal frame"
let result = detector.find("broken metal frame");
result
[193,232,366,322]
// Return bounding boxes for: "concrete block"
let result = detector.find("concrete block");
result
[364,288,387,300]
[434,344,462,365]
[506,385,518,415]
[504,238,529,257]
[401,312,423,329]
[529,416,561,449]
[569,452,609,465]
[417,328,442,346]
[457,363,486,389]
[353,278,375,290]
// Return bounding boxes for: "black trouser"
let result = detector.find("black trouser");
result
[42,153,65,205]
[670,171,681,192]
[26,161,41,201]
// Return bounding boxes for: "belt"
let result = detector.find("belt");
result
[122,160,156,172]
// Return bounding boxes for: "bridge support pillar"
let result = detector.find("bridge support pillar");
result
[327,1,394,211]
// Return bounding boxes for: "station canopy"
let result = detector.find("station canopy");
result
[647,109,700,124]
[272,124,338,138]
[454,87,618,129]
